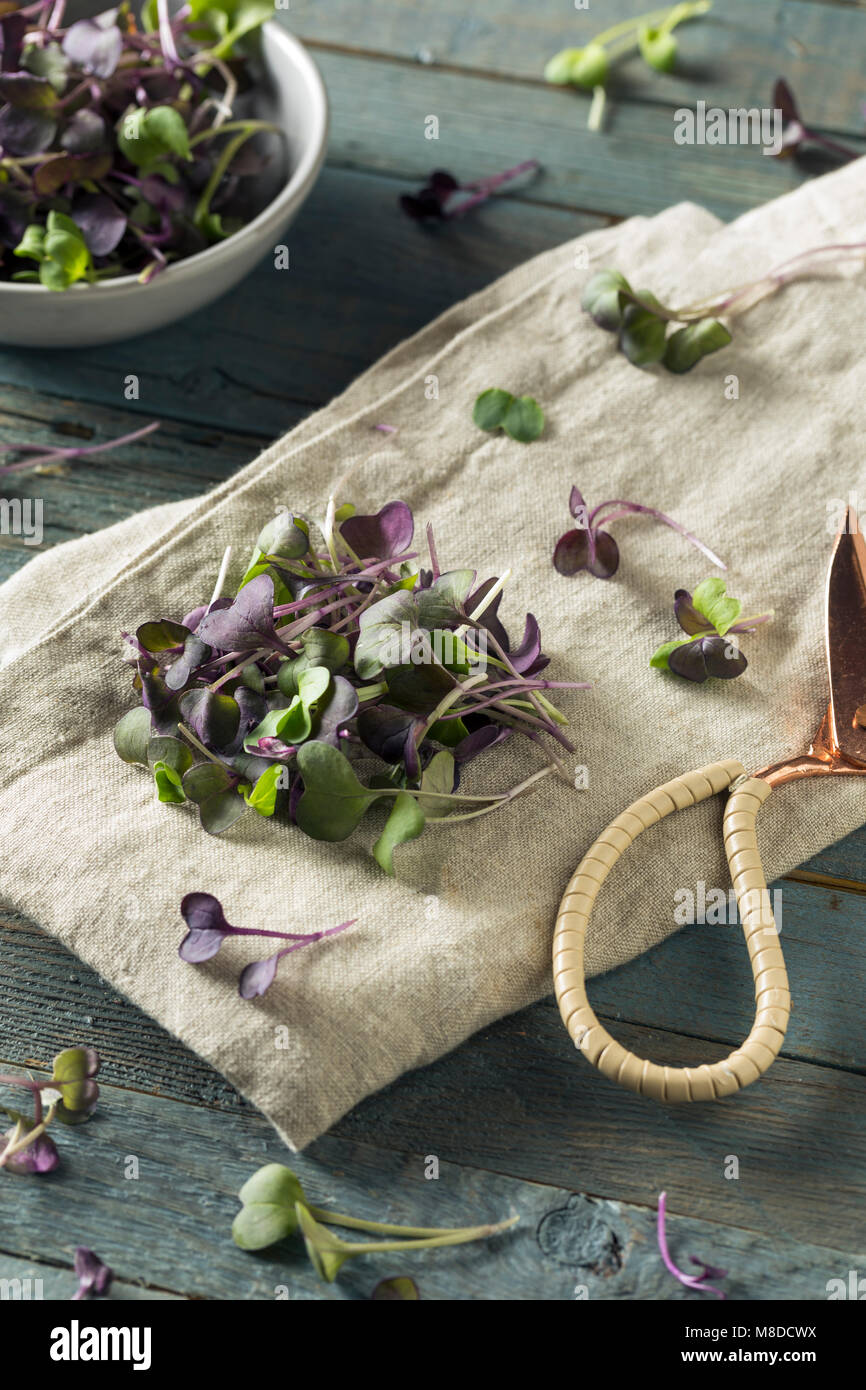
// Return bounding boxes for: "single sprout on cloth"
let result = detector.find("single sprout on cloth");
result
[0,1047,100,1175]
[178,891,357,999]
[650,579,773,683]
[771,79,863,164]
[544,2,712,132]
[553,485,725,580]
[582,239,866,372]
[231,1161,518,1284]
[657,1192,728,1298]
[72,1247,113,1301]
[472,388,545,443]
[399,160,540,222]
[0,0,282,288]
[113,444,590,877]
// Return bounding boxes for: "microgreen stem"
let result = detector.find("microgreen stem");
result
[193,124,278,227]
[310,1208,474,1237]
[588,501,726,569]
[177,723,225,765]
[425,767,554,824]
[209,546,233,607]
[319,1213,519,1257]
[0,421,161,477]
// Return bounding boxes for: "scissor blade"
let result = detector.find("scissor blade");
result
[826,507,866,764]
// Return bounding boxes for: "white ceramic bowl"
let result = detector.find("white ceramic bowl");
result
[0,23,328,347]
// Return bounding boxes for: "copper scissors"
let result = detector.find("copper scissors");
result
[553,508,866,1102]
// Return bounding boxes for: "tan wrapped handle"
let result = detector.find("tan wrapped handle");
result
[553,761,790,1102]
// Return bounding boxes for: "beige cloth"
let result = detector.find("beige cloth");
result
[2,160,865,1149]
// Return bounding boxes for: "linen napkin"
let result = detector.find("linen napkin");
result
[2,158,865,1149]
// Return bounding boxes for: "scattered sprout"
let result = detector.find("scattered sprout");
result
[473,389,545,443]
[232,1161,518,1283]
[657,1192,727,1298]
[72,1247,113,1301]
[400,161,540,221]
[582,241,866,372]
[553,485,725,580]
[650,579,773,682]
[545,3,712,131]
[0,1047,100,1175]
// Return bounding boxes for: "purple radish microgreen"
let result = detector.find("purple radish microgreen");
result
[0,420,160,477]
[650,579,773,683]
[0,1,281,288]
[400,160,540,221]
[72,1247,113,1301]
[657,1192,727,1297]
[583,240,866,371]
[771,79,862,164]
[545,3,711,132]
[554,485,725,580]
[114,444,589,875]
[0,1046,100,1175]
[179,891,357,998]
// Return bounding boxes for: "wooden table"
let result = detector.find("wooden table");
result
[2,0,865,1301]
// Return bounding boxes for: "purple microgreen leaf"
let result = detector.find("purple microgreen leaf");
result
[453,723,510,765]
[61,109,109,155]
[358,705,423,777]
[553,527,590,576]
[62,13,123,79]
[1,1124,59,1174]
[196,573,291,655]
[339,501,414,561]
[508,614,542,674]
[72,1247,113,1301]
[0,104,56,155]
[33,150,112,196]
[667,635,747,683]
[179,891,236,962]
[673,588,706,635]
[178,688,241,749]
[70,192,127,257]
[587,529,620,579]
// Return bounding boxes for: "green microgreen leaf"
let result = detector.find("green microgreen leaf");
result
[294,742,378,841]
[662,318,732,373]
[372,790,426,875]
[473,390,544,443]
[117,105,193,169]
[113,707,152,765]
[243,763,285,817]
[691,577,741,635]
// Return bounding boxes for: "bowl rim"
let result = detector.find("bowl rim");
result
[0,21,329,298]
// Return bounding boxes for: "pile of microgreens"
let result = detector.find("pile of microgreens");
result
[0,0,280,288]
[545,1,712,132]
[114,435,588,877]
[0,1047,100,1174]
[232,1162,518,1284]
[582,240,866,373]
[651,579,772,683]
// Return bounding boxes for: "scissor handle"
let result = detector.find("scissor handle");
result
[553,760,791,1102]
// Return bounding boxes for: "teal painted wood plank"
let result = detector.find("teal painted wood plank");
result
[2,878,863,1117]
[282,0,866,137]
[0,168,604,442]
[797,823,866,884]
[0,1068,860,1299]
[3,878,866,1253]
[310,49,821,222]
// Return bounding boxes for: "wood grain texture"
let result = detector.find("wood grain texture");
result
[0,1068,860,1300]
[0,167,603,459]
[312,49,817,222]
[282,0,866,138]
